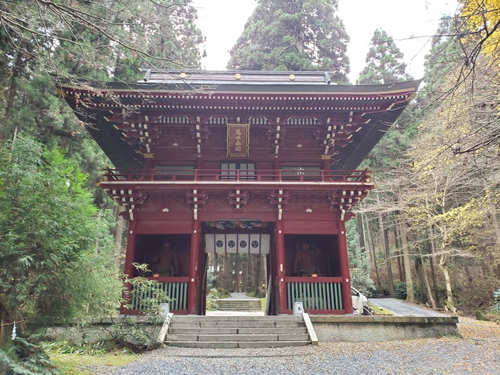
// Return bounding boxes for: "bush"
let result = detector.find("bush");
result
[0,336,56,375]
[107,319,161,353]
[493,289,500,312]
[394,281,407,299]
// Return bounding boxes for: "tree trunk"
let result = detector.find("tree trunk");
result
[376,193,393,294]
[400,220,415,302]
[427,225,439,303]
[417,248,437,308]
[396,223,406,282]
[489,190,500,252]
[363,212,381,289]
[394,226,404,282]
[2,42,29,140]
[438,255,455,312]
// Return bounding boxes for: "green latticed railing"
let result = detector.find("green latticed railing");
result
[286,280,343,311]
[131,281,188,312]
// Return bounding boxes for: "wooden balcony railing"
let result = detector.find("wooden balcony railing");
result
[104,168,370,184]
[129,277,188,313]
[285,277,344,312]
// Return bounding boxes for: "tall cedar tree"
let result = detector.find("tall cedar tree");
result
[358,28,410,84]
[227,0,350,82]
[0,0,204,328]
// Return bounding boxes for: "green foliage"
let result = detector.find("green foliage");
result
[394,281,407,300]
[105,317,162,353]
[0,136,121,328]
[0,336,56,375]
[358,28,411,84]
[206,289,221,311]
[493,289,500,313]
[228,0,350,82]
[346,219,375,295]
[206,288,232,311]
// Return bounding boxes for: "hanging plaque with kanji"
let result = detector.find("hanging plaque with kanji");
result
[226,123,250,159]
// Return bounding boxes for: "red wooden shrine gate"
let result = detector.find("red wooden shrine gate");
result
[59,70,418,315]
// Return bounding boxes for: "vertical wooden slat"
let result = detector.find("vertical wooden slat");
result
[323,282,328,310]
[338,283,344,310]
[305,282,309,309]
[337,283,342,310]
[288,283,292,310]
[313,282,317,310]
[330,283,339,310]
[328,282,333,310]
[303,282,306,308]
[314,283,318,310]
[183,282,187,310]
[319,282,325,310]
[174,282,179,310]
[299,282,302,308]
[175,282,179,311]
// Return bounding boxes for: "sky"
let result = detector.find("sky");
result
[192,0,458,82]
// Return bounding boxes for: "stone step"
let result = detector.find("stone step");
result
[170,315,302,322]
[167,315,311,348]
[169,327,308,335]
[166,340,311,348]
[171,321,305,329]
[168,333,309,342]
[216,300,262,311]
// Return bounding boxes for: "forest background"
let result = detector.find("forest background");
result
[0,0,498,370]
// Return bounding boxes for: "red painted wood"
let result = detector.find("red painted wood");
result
[147,276,190,283]
[337,220,353,314]
[283,221,339,234]
[187,220,201,314]
[275,221,287,314]
[284,276,343,283]
[120,220,137,314]
[136,220,192,234]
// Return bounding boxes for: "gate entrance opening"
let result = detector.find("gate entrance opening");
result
[202,221,272,314]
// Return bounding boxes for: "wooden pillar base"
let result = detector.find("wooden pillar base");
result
[188,220,201,314]
[338,220,353,313]
[275,221,287,314]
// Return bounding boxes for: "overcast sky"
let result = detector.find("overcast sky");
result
[192,0,458,82]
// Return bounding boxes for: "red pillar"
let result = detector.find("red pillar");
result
[121,219,136,314]
[337,220,353,313]
[188,220,201,314]
[275,221,287,314]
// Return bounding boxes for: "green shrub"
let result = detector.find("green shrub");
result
[394,281,407,299]
[493,289,500,312]
[0,336,56,375]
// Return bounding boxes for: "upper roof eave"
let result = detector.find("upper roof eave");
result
[57,73,421,95]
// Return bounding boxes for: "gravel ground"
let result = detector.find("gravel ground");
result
[98,318,499,375]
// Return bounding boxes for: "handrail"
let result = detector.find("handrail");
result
[104,168,370,184]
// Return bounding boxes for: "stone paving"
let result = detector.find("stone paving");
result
[369,298,451,317]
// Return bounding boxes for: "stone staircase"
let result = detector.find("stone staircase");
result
[216,298,261,311]
[166,315,311,348]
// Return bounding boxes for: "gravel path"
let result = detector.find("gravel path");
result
[106,319,499,375]
[369,298,451,317]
